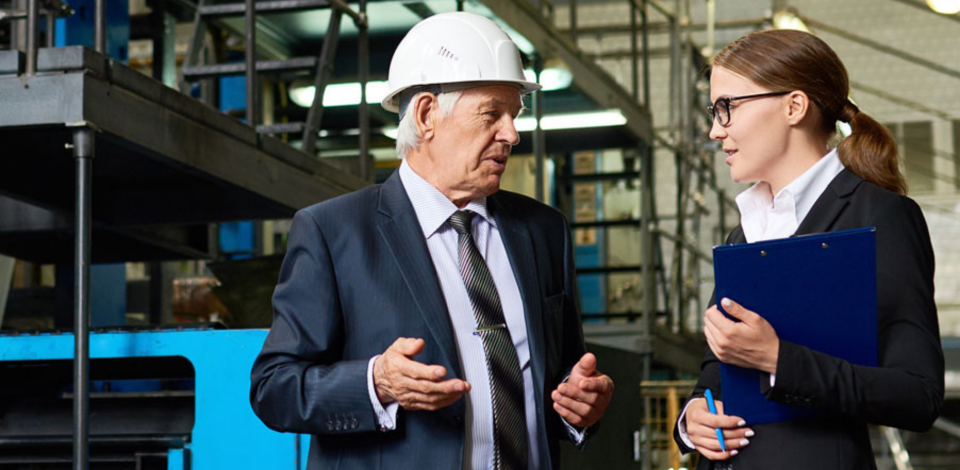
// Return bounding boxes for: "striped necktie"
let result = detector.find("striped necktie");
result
[448,210,528,470]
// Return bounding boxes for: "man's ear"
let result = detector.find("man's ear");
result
[413,93,440,142]
[785,90,811,126]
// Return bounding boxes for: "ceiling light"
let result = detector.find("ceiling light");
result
[523,67,574,92]
[515,109,627,132]
[772,10,810,32]
[927,0,960,14]
[289,80,390,108]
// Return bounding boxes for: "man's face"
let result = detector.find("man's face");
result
[421,85,523,204]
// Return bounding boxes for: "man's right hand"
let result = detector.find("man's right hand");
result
[685,397,753,461]
[373,337,470,411]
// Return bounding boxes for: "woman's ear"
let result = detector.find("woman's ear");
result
[785,90,811,126]
[413,93,439,142]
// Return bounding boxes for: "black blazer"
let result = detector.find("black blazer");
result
[250,171,588,470]
[674,169,944,470]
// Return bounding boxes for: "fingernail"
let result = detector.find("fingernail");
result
[740,439,750,446]
[737,420,746,427]
[730,450,739,456]
[721,298,732,307]
[745,430,755,437]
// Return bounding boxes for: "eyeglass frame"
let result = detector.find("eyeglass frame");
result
[707,91,792,127]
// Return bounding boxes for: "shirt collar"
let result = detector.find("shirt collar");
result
[397,159,494,239]
[735,148,845,240]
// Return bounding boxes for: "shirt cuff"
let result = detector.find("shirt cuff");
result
[562,416,587,445]
[770,373,777,387]
[367,355,399,431]
[676,397,701,450]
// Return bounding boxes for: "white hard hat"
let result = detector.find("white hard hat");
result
[381,12,541,113]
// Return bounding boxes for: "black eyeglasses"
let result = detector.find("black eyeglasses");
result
[707,91,791,127]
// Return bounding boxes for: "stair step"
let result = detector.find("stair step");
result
[200,0,331,17]
[257,122,305,134]
[182,57,316,80]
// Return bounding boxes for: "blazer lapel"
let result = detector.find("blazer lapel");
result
[376,172,462,378]
[489,194,547,410]
[794,169,862,236]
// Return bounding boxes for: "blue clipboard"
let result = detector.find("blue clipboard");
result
[713,227,878,425]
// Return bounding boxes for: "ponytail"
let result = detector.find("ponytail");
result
[836,101,907,196]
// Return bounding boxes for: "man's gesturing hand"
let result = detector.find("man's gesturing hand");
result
[373,337,471,411]
[550,353,614,428]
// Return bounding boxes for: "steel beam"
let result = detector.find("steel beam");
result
[302,9,343,155]
[71,126,94,470]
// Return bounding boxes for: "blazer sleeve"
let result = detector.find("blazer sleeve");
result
[249,209,378,435]
[765,196,944,431]
[672,228,740,454]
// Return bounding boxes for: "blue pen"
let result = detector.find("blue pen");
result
[704,389,726,451]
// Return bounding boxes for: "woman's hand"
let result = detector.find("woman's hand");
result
[704,298,780,373]
[685,398,753,460]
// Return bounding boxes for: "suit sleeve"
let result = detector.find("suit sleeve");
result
[249,209,378,435]
[558,214,595,447]
[765,196,944,431]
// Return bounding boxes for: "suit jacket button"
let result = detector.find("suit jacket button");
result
[335,422,343,431]
[327,422,334,431]
[454,416,462,425]
[351,418,359,428]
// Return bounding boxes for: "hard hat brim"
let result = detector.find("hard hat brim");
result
[381,79,542,113]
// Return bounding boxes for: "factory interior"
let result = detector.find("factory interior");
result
[1,0,960,468]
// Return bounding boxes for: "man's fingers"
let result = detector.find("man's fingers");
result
[551,389,593,417]
[390,337,426,357]
[396,357,447,381]
[580,376,613,394]
[573,353,598,378]
[552,401,586,426]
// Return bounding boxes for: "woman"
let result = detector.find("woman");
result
[673,29,944,469]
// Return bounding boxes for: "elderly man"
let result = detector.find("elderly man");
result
[250,12,613,470]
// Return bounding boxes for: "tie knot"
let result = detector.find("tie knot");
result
[449,210,475,235]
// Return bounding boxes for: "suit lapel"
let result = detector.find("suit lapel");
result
[793,169,862,236]
[376,172,462,378]
[489,194,547,413]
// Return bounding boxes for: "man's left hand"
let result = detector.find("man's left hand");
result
[550,353,614,428]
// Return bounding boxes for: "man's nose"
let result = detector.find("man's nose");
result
[499,117,520,146]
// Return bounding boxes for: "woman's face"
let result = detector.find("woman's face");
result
[709,66,790,186]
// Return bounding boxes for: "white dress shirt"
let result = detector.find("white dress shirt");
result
[365,159,556,469]
[677,149,845,448]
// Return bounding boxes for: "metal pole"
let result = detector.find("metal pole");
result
[641,0,650,107]
[639,140,656,470]
[25,0,38,76]
[630,0,639,102]
[358,0,370,180]
[456,0,464,12]
[532,55,546,203]
[45,12,55,47]
[245,0,258,126]
[94,0,105,53]
[72,127,94,470]
[568,0,577,44]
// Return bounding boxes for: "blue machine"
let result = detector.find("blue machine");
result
[0,328,308,469]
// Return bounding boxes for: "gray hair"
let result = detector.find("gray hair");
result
[396,90,463,159]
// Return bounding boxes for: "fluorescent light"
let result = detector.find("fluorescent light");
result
[289,81,390,108]
[515,109,627,132]
[523,67,574,92]
[927,0,960,14]
[772,11,811,32]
